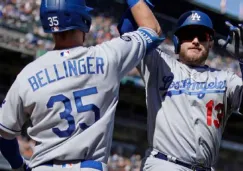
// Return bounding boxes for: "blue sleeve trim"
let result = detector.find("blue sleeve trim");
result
[138,28,165,53]
[0,123,21,133]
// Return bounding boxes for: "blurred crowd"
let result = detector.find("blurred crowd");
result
[17,135,142,171]
[1,1,243,170]
[0,0,50,50]
[0,0,242,77]
[108,153,142,171]
[0,0,119,51]
[16,136,243,171]
[207,54,242,77]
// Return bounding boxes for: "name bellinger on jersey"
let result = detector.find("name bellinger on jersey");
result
[0,28,164,168]
[28,57,105,92]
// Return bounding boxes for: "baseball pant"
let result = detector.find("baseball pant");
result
[32,160,107,171]
[142,155,190,171]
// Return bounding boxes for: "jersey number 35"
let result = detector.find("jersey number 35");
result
[46,87,100,137]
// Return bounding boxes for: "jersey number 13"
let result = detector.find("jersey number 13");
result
[206,100,224,129]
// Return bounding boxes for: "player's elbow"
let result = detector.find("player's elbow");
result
[142,20,162,36]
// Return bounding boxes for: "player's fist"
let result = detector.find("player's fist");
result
[118,0,155,35]
[217,21,243,62]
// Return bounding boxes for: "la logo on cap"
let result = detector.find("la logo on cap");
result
[191,13,201,21]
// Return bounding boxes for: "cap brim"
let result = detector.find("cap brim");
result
[175,25,214,36]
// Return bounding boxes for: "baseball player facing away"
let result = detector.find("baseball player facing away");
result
[0,0,163,170]
[118,8,243,171]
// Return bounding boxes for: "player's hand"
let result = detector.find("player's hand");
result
[118,0,155,35]
[217,21,243,63]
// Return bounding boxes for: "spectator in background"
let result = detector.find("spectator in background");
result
[0,0,241,80]
[17,136,34,160]
[108,153,142,171]
[0,3,243,170]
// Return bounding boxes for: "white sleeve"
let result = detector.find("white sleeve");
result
[0,78,26,137]
[138,49,159,78]
[98,27,162,79]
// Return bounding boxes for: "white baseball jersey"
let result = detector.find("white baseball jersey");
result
[0,28,159,168]
[138,48,242,167]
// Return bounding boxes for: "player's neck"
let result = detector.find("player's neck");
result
[53,30,85,50]
[54,43,83,50]
[54,39,84,50]
[182,61,206,67]
[178,57,206,67]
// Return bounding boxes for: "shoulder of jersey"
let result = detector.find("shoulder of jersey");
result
[17,52,50,78]
[220,68,239,75]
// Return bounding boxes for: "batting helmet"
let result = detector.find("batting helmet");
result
[40,0,93,33]
[173,10,214,54]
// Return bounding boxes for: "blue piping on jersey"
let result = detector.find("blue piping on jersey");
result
[164,89,225,99]
[0,123,21,133]
[138,28,165,53]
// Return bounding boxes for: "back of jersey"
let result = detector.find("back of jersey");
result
[0,29,154,168]
[23,47,116,167]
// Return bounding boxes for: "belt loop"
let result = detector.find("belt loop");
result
[101,162,108,171]
[151,150,159,157]
[167,155,177,163]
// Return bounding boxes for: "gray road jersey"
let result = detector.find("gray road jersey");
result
[0,28,156,168]
[138,48,242,167]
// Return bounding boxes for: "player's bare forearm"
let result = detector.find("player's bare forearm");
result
[130,1,162,36]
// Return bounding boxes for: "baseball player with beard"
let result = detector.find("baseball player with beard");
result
[118,6,243,171]
[0,0,163,170]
